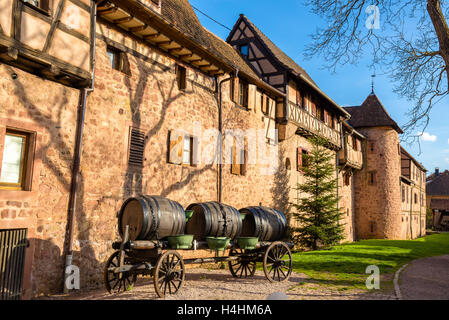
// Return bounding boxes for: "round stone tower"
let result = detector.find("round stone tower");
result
[345,94,403,239]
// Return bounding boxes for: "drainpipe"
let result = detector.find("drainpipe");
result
[216,68,239,203]
[63,1,97,293]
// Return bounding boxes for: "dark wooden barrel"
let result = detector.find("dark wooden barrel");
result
[185,202,242,240]
[118,195,186,241]
[239,206,287,241]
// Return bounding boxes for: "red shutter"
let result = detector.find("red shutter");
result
[324,110,329,125]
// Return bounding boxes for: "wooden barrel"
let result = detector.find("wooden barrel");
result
[118,195,186,241]
[185,202,242,240]
[239,206,287,241]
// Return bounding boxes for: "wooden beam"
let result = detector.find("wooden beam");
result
[113,16,134,24]
[178,53,193,59]
[155,40,171,46]
[210,70,225,76]
[168,47,183,54]
[144,32,161,40]
[201,65,218,71]
[195,62,211,67]
[97,6,118,15]
[43,0,66,53]
[40,65,61,77]
[0,47,19,61]
[129,25,147,33]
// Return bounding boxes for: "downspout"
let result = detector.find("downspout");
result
[63,0,97,293]
[216,68,239,203]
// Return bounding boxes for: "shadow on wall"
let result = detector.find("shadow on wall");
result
[4,64,103,296]
[271,146,291,234]
[120,42,218,200]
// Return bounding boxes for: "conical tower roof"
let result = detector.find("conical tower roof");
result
[344,94,403,133]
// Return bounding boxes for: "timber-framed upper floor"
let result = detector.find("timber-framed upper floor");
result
[0,0,94,88]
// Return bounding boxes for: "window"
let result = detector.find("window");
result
[239,80,249,107]
[296,89,301,106]
[23,0,50,13]
[370,221,376,233]
[352,136,358,151]
[402,186,405,203]
[182,135,194,165]
[239,44,249,58]
[297,148,309,172]
[261,94,267,115]
[285,158,291,171]
[128,128,146,167]
[406,187,409,203]
[0,129,32,190]
[344,172,351,186]
[414,193,418,204]
[107,46,130,75]
[368,171,376,185]
[176,64,186,91]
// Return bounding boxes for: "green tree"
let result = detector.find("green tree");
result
[292,136,344,250]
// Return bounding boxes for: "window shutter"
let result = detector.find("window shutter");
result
[232,77,239,103]
[296,147,302,171]
[168,130,184,165]
[231,138,241,175]
[324,110,329,125]
[247,84,256,110]
[261,94,267,114]
[129,128,145,167]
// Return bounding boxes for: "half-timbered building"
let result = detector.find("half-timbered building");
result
[0,0,425,298]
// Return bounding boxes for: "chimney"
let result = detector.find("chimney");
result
[435,168,440,176]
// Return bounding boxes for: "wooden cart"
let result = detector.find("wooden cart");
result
[104,226,293,298]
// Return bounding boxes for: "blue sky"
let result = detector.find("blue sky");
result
[190,0,449,174]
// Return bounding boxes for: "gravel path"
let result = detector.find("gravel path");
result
[399,255,449,300]
[38,267,395,300]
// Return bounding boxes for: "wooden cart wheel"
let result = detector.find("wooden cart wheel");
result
[228,248,256,278]
[263,241,292,282]
[153,250,185,298]
[104,251,137,294]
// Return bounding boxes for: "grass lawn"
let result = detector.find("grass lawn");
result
[289,233,449,290]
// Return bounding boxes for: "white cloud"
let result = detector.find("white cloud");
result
[418,132,437,142]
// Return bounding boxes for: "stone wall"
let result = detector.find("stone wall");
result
[353,126,402,239]
[0,62,80,298]
[0,22,294,297]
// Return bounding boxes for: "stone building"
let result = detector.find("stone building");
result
[0,0,425,298]
[426,168,449,230]
[344,93,427,239]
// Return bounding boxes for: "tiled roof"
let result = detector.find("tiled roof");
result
[427,170,449,196]
[344,94,403,133]
[235,15,316,86]
[400,147,427,172]
[160,0,259,80]
[430,198,449,211]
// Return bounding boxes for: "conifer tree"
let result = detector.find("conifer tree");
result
[292,136,344,250]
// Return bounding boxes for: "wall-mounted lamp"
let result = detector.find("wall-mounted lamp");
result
[11,73,18,80]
